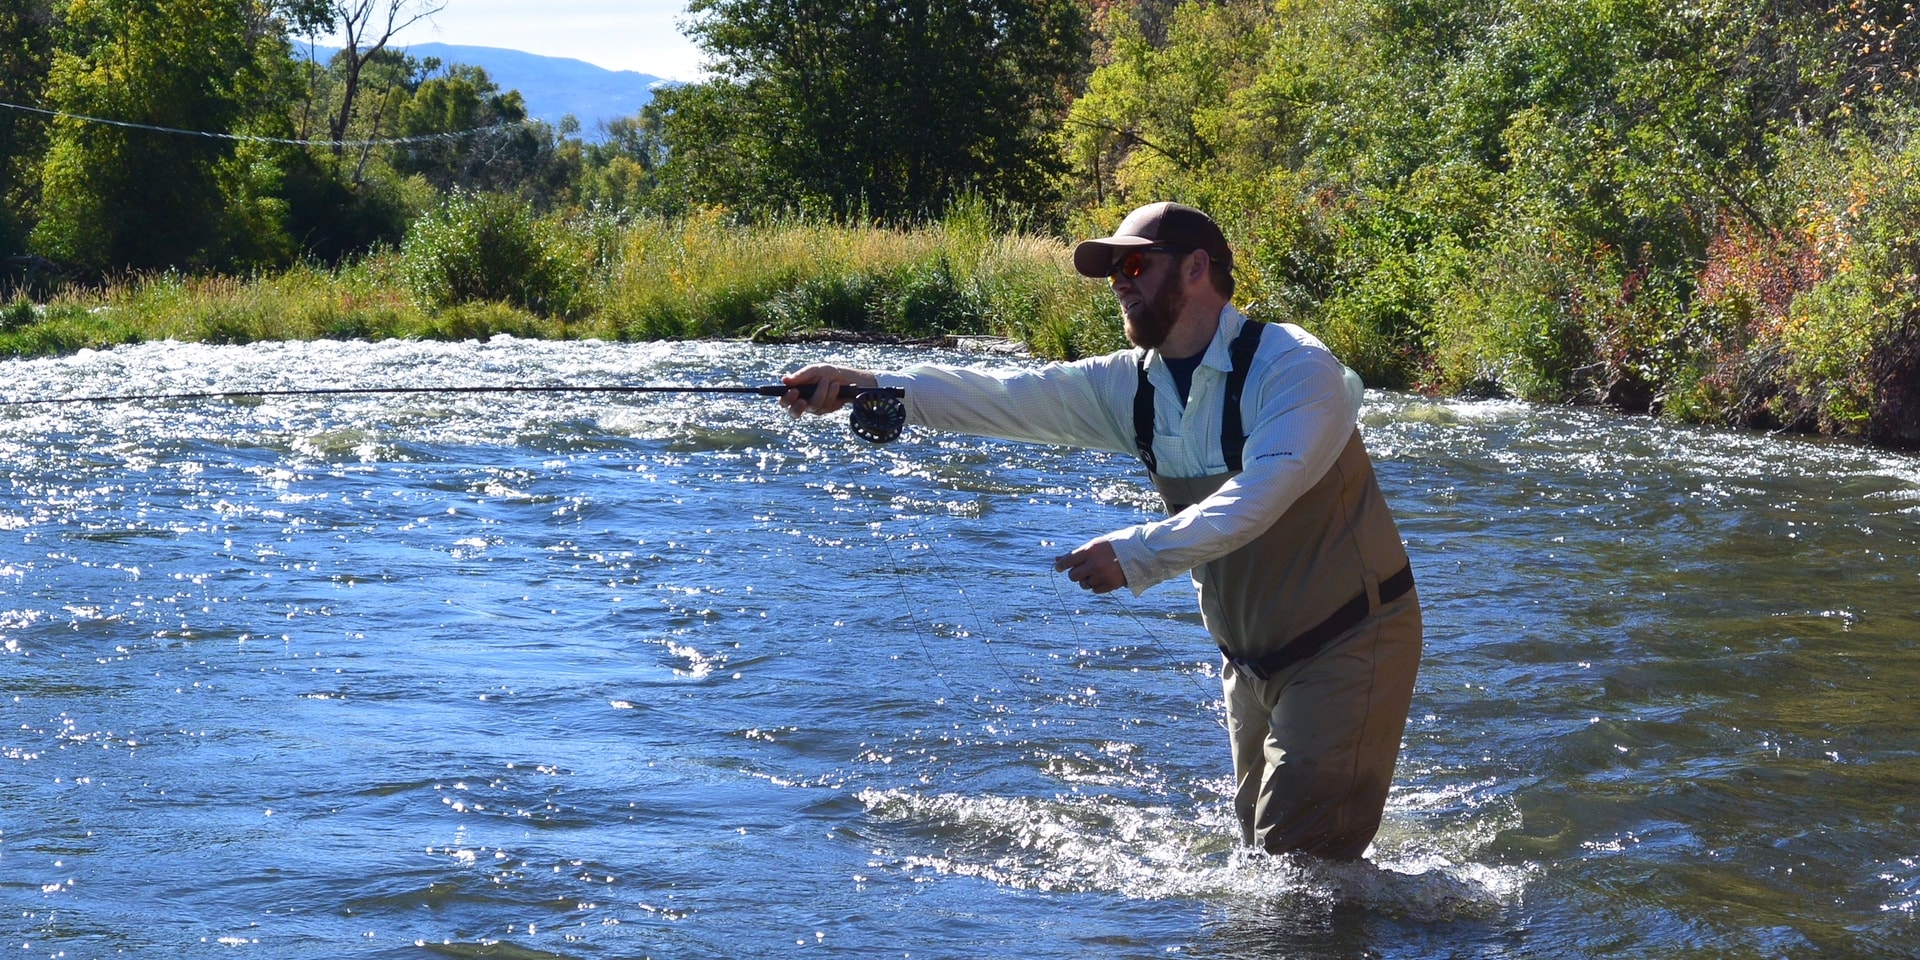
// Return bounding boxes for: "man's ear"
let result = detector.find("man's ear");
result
[1186,249,1211,285]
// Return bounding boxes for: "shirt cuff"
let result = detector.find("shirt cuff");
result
[1107,526,1171,596]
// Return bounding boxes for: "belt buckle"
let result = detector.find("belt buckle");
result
[1225,653,1270,681]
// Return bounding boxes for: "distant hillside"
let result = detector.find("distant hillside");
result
[302,42,671,139]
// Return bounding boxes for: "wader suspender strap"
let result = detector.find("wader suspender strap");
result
[1219,320,1267,472]
[1134,319,1269,476]
[1132,356,1159,473]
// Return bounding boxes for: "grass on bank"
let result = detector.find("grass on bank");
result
[0,199,1124,363]
[6,189,1915,450]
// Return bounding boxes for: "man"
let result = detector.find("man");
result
[781,201,1422,861]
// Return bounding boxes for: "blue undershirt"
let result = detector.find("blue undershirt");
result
[1162,351,1205,406]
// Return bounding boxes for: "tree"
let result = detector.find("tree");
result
[273,45,417,261]
[391,62,572,202]
[575,106,669,212]
[32,0,274,272]
[319,0,443,156]
[657,0,1091,222]
[0,0,55,260]
[1062,0,1276,214]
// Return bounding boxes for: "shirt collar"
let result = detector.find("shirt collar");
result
[1145,303,1246,372]
[1196,304,1247,372]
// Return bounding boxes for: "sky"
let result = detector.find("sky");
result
[325,0,707,80]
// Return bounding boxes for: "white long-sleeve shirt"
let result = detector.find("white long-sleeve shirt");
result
[876,305,1365,594]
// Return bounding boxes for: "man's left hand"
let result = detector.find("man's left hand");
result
[1054,539,1128,595]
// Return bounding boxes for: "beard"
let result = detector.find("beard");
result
[1123,277,1186,350]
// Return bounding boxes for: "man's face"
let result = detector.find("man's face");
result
[1111,248,1187,350]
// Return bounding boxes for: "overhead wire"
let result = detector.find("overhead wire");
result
[0,99,527,148]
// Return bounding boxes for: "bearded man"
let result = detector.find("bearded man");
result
[782,201,1423,860]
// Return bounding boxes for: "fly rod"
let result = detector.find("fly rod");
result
[0,382,910,443]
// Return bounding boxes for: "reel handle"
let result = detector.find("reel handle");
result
[759,383,907,444]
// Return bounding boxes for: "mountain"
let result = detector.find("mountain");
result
[302,42,672,139]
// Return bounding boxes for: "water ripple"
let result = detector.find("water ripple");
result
[2,338,1917,958]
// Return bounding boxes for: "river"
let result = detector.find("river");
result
[2,336,1916,958]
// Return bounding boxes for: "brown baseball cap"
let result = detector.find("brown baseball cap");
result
[1072,201,1233,278]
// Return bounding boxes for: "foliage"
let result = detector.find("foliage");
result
[1766,116,1920,441]
[398,190,587,317]
[0,211,1117,361]
[277,145,415,262]
[392,63,575,203]
[1058,0,1920,447]
[32,0,275,272]
[584,202,1106,348]
[276,47,427,261]
[1061,0,1278,218]
[573,107,668,213]
[0,294,35,330]
[0,0,55,261]
[317,0,443,155]
[656,0,1092,222]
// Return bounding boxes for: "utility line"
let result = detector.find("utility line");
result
[0,100,523,147]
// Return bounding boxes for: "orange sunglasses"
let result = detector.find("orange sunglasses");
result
[1109,245,1190,279]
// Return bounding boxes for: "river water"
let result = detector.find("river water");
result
[1,336,1916,959]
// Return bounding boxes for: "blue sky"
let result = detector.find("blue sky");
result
[324,0,705,80]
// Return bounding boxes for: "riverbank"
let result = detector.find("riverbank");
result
[3,206,1914,449]
[0,203,1125,367]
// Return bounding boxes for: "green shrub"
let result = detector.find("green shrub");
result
[1,299,36,333]
[1757,116,1920,439]
[1011,282,1119,361]
[1780,269,1881,434]
[425,301,548,341]
[761,273,877,333]
[399,192,588,317]
[1431,274,1582,402]
[894,257,984,335]
[0,302,142,357]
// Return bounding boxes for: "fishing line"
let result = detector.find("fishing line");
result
[866,509,1011,724]
[850,450,1221,721]
[872,485,1217,723]
[816,435,1040,723]
[1107,588,1225,703]
[889,506,1031,698]
[1040,527,1222,705]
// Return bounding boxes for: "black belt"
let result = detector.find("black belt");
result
[1222,564,1415,681]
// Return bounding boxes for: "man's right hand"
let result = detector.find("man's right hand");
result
[781,364,880,417]
[1054,538,1128,595]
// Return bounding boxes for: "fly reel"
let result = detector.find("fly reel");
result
[846,388,907,444]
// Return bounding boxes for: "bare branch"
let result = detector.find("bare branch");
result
[326,0,446,155]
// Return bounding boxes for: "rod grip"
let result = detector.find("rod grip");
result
[758,383,903,403]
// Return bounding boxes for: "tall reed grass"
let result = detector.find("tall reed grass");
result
[0,204,1125,362]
